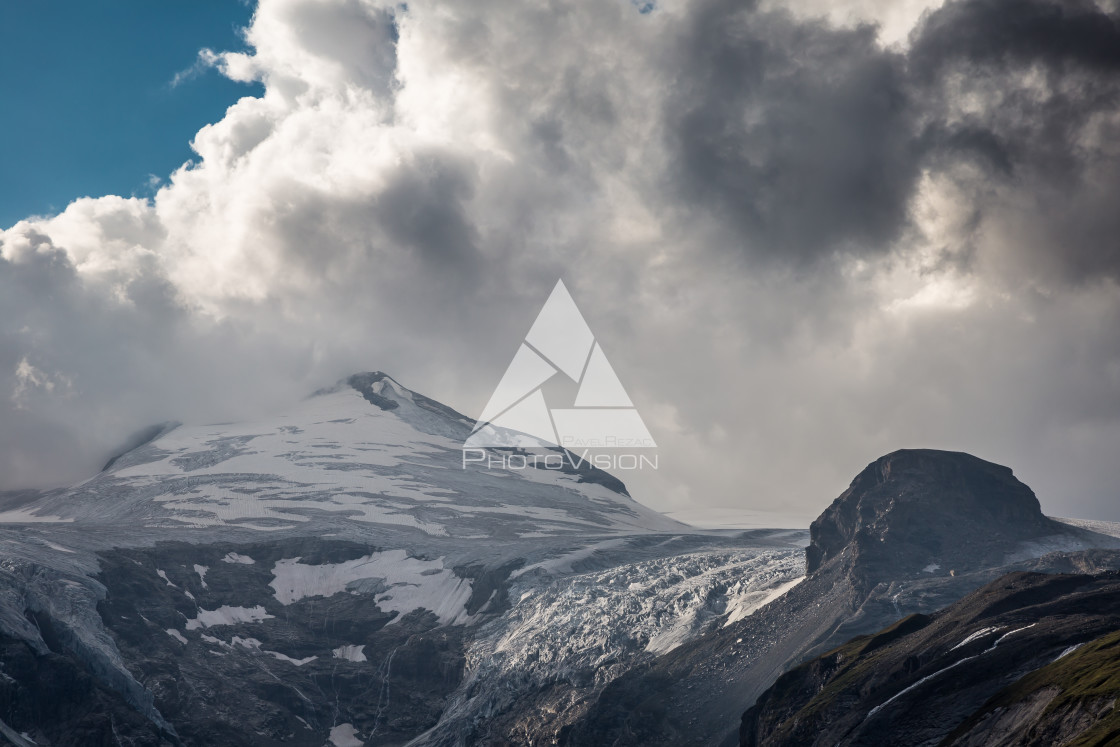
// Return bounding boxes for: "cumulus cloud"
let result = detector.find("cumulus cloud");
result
[2,0,1119,523]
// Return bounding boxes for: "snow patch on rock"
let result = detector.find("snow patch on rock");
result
[724,575,804,626]
[329,723,363,747]
[0,508,73,523]
[202,635,316,665]
[332,644,367,662]
[269,550,473,625]
[951,626,1003,651]
[185,605,274,630]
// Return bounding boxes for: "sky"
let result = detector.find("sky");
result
[0,1,261,227]
[1,0,1119,525]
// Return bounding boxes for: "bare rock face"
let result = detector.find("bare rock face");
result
[806,449,1058,576]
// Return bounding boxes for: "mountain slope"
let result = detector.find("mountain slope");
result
[740,570,1120,746]
[2,372,678,538]
[558,450,1120,747]
[0,372,807,746]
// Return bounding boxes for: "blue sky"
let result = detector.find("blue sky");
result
[0,1,261,227]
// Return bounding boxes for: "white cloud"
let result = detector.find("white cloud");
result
[2,0,1119,525]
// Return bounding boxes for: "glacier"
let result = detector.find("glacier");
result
[0,372,808,746]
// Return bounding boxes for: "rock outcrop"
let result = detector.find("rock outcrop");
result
[806,449,1059,575]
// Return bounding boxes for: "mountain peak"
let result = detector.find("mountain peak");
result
[806,449,1056,575]
[346,371,404,410]
[36,369,679,537]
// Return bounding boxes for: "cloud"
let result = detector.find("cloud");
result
[663,0,918,266]
[2,0,1120,524]
[907,0,1120,285]
[170,48,223,88]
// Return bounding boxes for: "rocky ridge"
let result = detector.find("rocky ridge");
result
[740,570,1120,746]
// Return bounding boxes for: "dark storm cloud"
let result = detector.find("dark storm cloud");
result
[907,0,1120,282]
[375,149,482,274]
[909,0,1120,77]
[666,0,917,265]
[660,0,1120,281]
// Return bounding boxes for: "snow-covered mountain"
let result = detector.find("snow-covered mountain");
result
[0,373,807,746]
[4,380,1117,747]
[4,372,678,537]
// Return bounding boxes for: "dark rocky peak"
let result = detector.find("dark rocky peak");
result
[806,449,1060,576]
[321,371,476,424]
[347,371,401,410]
